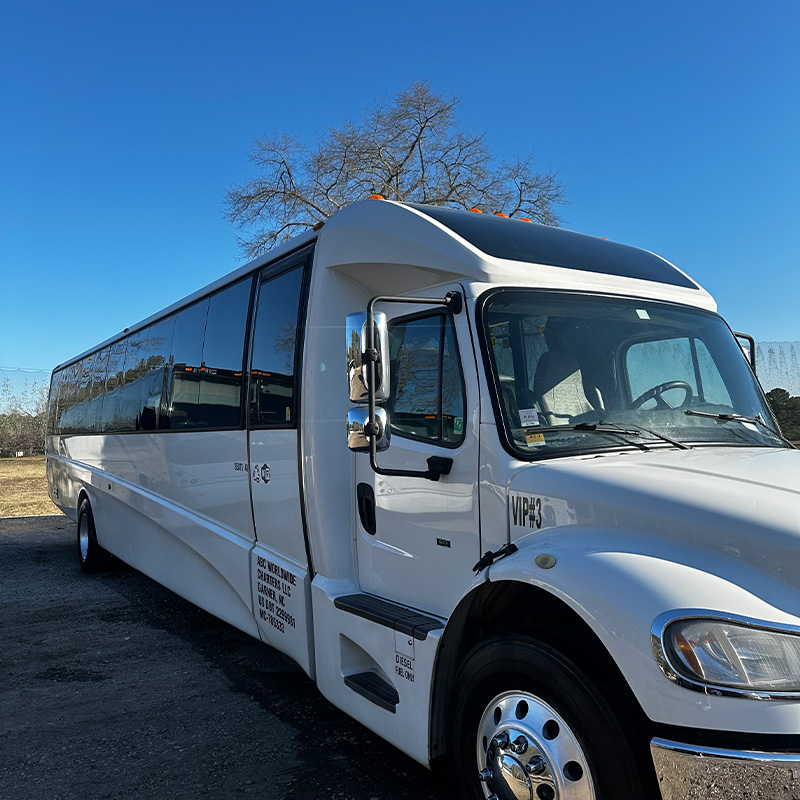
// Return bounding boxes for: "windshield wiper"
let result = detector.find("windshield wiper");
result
[533,422,643,436]
[599,419,690,450]
[526,422,649,449]
[684,409,796,449]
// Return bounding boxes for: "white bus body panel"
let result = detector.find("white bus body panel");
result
[488,445,800,734]
[49,429,258,638]
[250,544,313,676]
[311,576,441,767]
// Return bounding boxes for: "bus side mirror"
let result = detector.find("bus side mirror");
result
[734,331,756,372]
[346,311,390,404]
[347,407,390,452]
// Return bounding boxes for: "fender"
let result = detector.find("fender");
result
[479,527,800,735]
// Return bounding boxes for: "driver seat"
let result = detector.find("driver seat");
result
[533,350,603,425]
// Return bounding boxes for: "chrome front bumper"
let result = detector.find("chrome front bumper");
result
[651,737,800,799]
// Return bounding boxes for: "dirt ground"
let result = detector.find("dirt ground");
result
[0,456,58,516]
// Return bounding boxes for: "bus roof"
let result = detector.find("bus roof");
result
[316,199,712,309]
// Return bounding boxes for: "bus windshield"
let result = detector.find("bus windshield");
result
[481,290,784,457]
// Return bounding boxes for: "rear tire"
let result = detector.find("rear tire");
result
[449,634,654,800]
[77,498,112,574]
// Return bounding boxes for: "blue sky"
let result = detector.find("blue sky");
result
[2,0,798,386]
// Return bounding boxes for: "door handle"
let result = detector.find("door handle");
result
[356,482,377,535]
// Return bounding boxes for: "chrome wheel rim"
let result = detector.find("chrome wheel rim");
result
[79,515,89,561]
[476,691,595,800]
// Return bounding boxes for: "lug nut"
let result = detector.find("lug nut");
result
[493,731,510,749]
[479,768,493,782]
[510,735,529,754]
[526,756,546,775]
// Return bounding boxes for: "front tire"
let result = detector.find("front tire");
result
[449,634,653,800]
[77,498,112,574]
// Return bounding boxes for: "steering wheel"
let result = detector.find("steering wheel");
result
[631,380,693,410]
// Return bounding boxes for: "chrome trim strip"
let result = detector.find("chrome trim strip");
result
[651,737,800,799]
[652,737,800,763]
[651,608,800,701]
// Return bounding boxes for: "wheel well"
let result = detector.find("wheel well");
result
[429,579,652,764]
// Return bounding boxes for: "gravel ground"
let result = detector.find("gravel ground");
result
[0,516,448,800]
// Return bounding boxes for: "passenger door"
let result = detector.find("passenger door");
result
[354,292,481,618]
[247,248,314,673]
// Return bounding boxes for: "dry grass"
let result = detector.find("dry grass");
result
[0,456,60,517]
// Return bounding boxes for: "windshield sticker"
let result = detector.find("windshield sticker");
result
[525,431,546,447]
[520,408,540,427]
[454,417,463,434]
[636,309,650,319]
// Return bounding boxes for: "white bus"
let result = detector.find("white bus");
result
[48,199,800,800]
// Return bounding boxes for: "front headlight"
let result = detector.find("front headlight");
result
[663,618,800,692]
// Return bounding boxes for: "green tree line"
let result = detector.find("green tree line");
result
[766,388,800,442]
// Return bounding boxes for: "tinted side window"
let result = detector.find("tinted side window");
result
[198,278,252,428]
[103,340,127,431]
[165,300,208,429]
[61,362,81,433]
[249,267,305,427]
[118,332,146,431]
[47,371,62,435]
[90,349,109,407]
[83,350,108,433]
[72,355,93,433]
[388,313,465,445]
[139,318,174,430]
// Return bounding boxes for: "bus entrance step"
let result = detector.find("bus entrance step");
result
[334,593,444,640]
[344,671,399,713]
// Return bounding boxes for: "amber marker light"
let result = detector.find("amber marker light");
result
[369,194,385,200]
[469,208,482,213]
[519,218,533,223]
[674,632,703,676]
[495,212,508,218]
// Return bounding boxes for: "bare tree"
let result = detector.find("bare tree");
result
[0,378,48,456]
[226,80,567,257]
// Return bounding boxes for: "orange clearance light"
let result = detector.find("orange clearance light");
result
[369,194,385,200]
[312,221,325,231]
[520,217,533,223]
[469,208,483,213]
[600,237,609,240]
[674,632,703,676]
[495,212,508,218]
